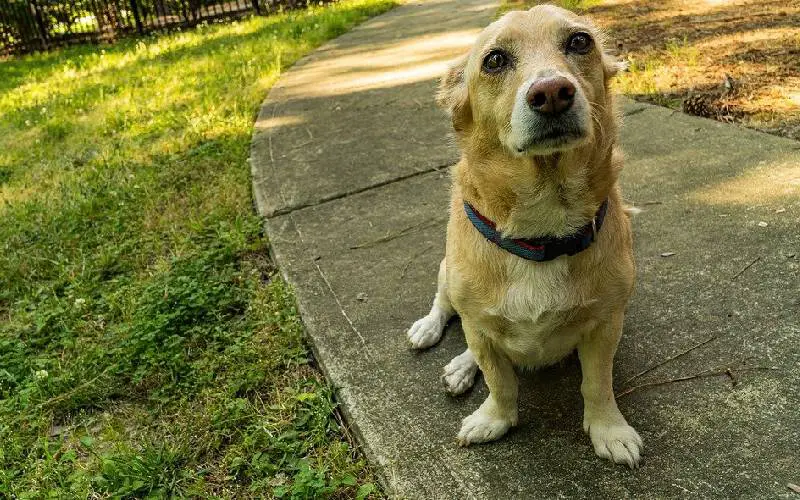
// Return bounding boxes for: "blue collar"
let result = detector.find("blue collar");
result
[463,199,608,262]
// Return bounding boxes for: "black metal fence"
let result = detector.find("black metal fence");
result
[0,0,323,55]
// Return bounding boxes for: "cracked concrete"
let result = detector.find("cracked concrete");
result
[251,1,800,497]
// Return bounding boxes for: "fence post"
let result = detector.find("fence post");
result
[129,0,144,33]
[28,0,49,51]
[251,0,260,15]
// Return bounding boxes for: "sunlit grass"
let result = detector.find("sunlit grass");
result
[0,1,394,497]
[612,38,699,108]
[499,0,600,15]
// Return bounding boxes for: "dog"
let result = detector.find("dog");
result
[406,5,643,468]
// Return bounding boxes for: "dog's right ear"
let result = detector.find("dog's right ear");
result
[436,54,472,132]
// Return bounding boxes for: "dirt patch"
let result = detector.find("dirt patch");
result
[504,0,800,140]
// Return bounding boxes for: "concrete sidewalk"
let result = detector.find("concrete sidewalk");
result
[251,1,800,497]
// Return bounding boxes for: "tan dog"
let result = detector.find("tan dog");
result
[407,5,643,468]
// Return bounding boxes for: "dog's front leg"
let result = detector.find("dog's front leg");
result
[457,320,518,446]
[578,313,643,468]
[408,258,454,349]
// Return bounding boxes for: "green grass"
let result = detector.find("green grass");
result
[0,0,394,497]
[499,0,600,15]
[613,36,699,108]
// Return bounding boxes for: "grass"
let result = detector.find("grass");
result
[500,0,600,14]
[0,0,395,497]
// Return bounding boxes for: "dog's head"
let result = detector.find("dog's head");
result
[438,5,622,157]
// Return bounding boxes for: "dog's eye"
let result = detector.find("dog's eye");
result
[482,50,509,73]
[566,32,593,55]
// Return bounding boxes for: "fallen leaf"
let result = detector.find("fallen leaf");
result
[787,483,800,493]
[660,252,676,257]
[775,208,786,213]
[356,292,368,302]
[757,221,768,227]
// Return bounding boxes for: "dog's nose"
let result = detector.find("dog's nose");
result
[526,77,576,115]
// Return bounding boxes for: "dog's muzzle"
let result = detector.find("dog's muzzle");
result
[509,74,589,154]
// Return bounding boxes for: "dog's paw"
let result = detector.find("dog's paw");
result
[407,310,446,349]
[457,408,512,446]
[442,350,478,395]
[586,420,643,468]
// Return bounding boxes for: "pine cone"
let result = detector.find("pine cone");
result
[683,93,743,122]
[682,94,715,118]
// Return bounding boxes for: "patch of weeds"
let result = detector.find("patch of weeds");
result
[89,439,196,498]
[500,0,600,15]
[612,57,679,109]
[0,166,10,186]
[42,120,72,142]
[614,37,702,109]
[664,36,700,67]
[614,57,661,94]
[556,0,601,10]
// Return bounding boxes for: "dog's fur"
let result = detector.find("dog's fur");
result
[407,5,643,467]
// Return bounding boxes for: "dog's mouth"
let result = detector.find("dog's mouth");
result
[515,124,586,154]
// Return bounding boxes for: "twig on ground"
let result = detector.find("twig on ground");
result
[622,336,718,386]
[616,365,778,398]
[331,404,360,459]
[725,367,738,387]
[288,139,313,150]
[39,366,112,409]
[731,256,761,281]
[349,218,446,250]
[400,243,434,279]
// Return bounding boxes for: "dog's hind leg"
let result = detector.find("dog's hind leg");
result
[442,348,479,395]
[407,258,454,349]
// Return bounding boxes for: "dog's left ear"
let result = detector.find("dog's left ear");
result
[436,54,472,132]
[602,53,627,81]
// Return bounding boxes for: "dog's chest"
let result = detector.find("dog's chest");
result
[486,259,576,321]
[482,259,592,366]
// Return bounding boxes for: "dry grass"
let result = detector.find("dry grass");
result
[503,0,800,140]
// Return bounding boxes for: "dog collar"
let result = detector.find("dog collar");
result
[463,199,608,262]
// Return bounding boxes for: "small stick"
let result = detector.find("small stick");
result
[39,367,112,409]
[725,368,738,387]
[616,366,777,398]
[622,336,717,386]
[731,256,761,281]
[349,218,446,250]
[400,244,433,279]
